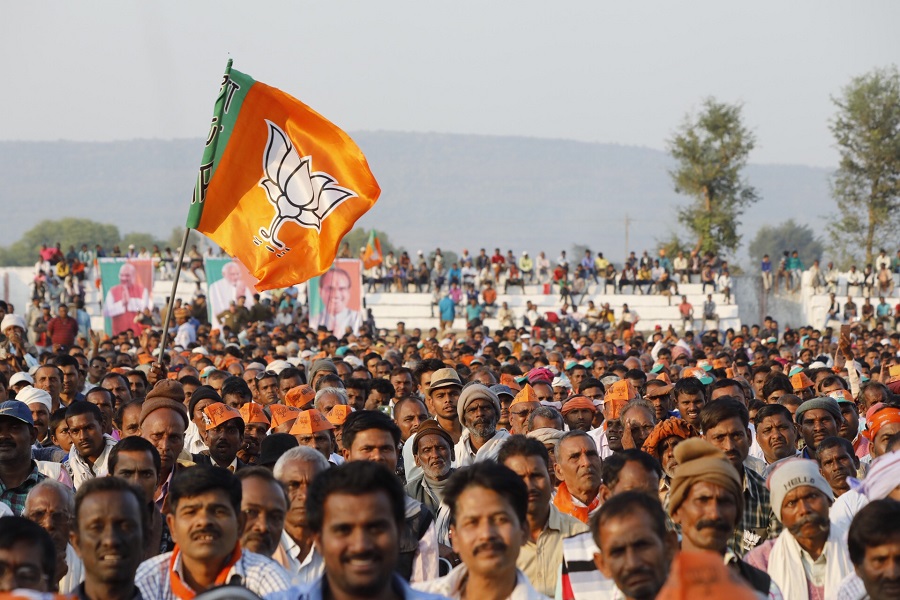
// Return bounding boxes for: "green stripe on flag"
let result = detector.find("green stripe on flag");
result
[186,62,256,228]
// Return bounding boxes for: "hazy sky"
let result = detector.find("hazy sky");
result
[3,1,897,167]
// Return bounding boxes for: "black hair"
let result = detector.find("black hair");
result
[623,369,647,385]
[305,461,405,533]
[100,372,129,390]
[114,399,143,430]
[168,465,242,514]
[443,462,528,527]
[672,376,705,399]
[413,359,447,386]
[74,476,148,539]
[279,367,306,385]
[65,400,103,424]
[53,354,80,370]
[0,517,57,582]
[188,385,222,417]
[814,436,856,463]
[108,435,161,476]
[315,373,344,391]
[49,406,69,437]
[179,375,202,388]
[497,434,551,470]
[709,378,742,393]
[341,409,401,450]
[848,499,900,565]
[221,376,253,401]
[699,397,749,431]
[762,373,793,400]
[366,378,395,399]
[601,449,662,488]
[126,369,148,385]
[578,377,605,394]
[590,490,668,549]
[236,466,289,504]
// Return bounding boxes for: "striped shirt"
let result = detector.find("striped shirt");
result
[0,461,47,516]
[135,549,291,599]
[733,467,782,557]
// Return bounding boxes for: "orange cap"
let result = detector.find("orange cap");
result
[655,372,672,384]
[327,404,353,426]
[269,404,301,428]
[605,380,637,403]
[510,383,538,406]
[285,385,316,409]
[500,373,521,392]
[657,551,757,600]
[138,354,155,365]
[290,409,335,435]
[889,364,900,380]
[712,358,728,370]
[790,372,813,391]
[239,402,270,426]
[202,402,242,430]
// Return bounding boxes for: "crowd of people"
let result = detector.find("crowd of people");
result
[0,274,899,599]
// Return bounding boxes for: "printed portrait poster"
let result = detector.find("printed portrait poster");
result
[308,259,364,336]
[205,257,259,329]
[99,258,154,335]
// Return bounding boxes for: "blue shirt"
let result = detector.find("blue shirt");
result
[438,297,456,321]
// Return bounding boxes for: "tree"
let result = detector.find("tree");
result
[748,219,824,269]
[827,66,900,266]
[341,227,404,258]
[668,98,758,257]
[0,218,120,266]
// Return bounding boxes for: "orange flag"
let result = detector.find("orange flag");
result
[187,60,381,290]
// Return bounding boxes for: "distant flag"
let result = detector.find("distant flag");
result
[362,230,383,268]
[186,60,381,290]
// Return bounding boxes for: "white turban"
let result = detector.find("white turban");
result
[767,458,834,522]
[16,386,52,414]
[849,449,900,500]
[1,314,26,333]
[527,427,565,446]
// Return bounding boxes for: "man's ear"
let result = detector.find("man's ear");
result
[554,461,564,482]
[593,551,611,578]
[598,484,612,504]
[341,447,351,461]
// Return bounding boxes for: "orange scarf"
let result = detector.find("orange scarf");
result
[168,543,242,600]
[553,482,600,524]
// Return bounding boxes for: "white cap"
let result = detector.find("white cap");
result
[16,386,52,413]
[9,372,34,387]
[1,314,27,333]
[267,360,293,375]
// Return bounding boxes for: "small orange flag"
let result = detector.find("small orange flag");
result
[187,60,381,290]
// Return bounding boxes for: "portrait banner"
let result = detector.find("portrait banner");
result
[205,257,259,329]
[308,259,364,336]
[98,258,154,336]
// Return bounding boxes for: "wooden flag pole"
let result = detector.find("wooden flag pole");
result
[157,227,192,356]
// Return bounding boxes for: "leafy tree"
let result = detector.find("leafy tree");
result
[121,232,164,252]
[668,98,758,257]
[748,219,824,269]
[827,66,900,265]
[0,218,120,266]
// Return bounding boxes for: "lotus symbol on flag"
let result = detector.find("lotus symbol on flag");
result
[255,120,357,254]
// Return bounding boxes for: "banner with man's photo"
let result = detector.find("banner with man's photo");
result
[205,257,260,330]
[98,258,155,335]
[308,259,364,336]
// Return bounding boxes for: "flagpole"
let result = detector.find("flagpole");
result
[157,228,192,355]
[157,58,234,365]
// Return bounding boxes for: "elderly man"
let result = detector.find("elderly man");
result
[272,446,330,584]
[237,466,288,559]
[16,386,55,451]
[641,417,698,504]
[414,462,546,599]
[746,459,853,599]
[23,480,81,593]
[193,402,246,471]
[455,383,510,466]
[290,409,338,464]
[508,384,541,434]
[65,402,116,488]
[619,398,656,451]
[135,466,290,598]
[406,419,455,545]
[499,435,588,596]
[795,397,843,459]
[668,439,780,597]
[313,386,348,416]
[553,431,602,524]
[0,313,38,371]
[138,380,190,511]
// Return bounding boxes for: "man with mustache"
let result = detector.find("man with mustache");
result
[414,462,547,599]
[0,400,48,516]
[135,466,290,598]
[753,404,800,466]
[238,403,269,465]
[406,419,455,548]
[138,381,190,511]
[237,467,288,559]
[839,499,900,600]
[268,462,446,600]
[668,438,781,598]
[795,397,843,459]
[815,436,859,498]
[192,402,247,472]
[672,377,707,431]
[272,446,329,584]
[746,458,853,600]
[454,383,510,466]
[553,431,602,524]
[499,435,588,597]
[700,398,780,556]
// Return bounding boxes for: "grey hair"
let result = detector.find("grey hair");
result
[24,479,75,515]
[526,406,564,432]
[273,446,330,479]
[553,430,597,463]
[314,387,348,412]
[620,398,657,424]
